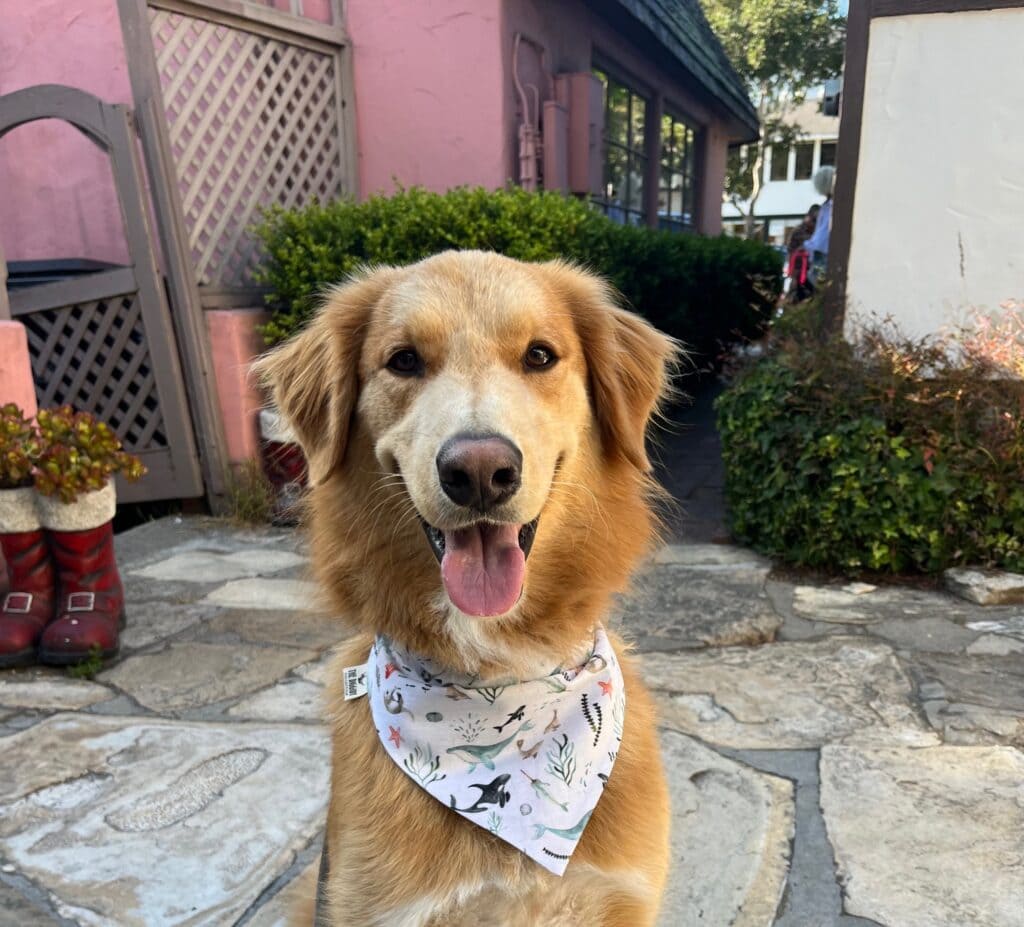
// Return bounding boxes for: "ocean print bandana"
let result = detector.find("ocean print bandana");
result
[364,626,625,876]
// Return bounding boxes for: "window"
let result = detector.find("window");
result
[819,141,837,168]
[769,146,789,182]
[593,69,647,225]
[658,111,697,232]
[794,142,814,180]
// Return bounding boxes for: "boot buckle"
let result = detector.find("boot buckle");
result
[66,592,96,613]
[3,592,33,614]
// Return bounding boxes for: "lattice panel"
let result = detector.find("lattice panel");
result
[150,9,345,288]
[22,295,169,452]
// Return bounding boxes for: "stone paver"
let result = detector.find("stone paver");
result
[659,730,793,927]
[202,578,319,611]
[120,600,219,651]
[0,676,113,711]
[129,549,306,584]
[821,745,1024,927]
[0,714,329,927]
[945,566,1024,605]
[622,555,780,650]
[98,642,318,713]
[204,607,344,650]
[227,678,325,722]
[646,638,938,749]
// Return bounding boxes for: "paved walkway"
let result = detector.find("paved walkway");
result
[1,512,1022,926]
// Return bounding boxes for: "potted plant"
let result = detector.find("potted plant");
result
[0,404,145,666]
[0,403,48,668]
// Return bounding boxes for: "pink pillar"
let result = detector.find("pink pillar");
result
[206,308,270,465]
[0,321,38,417]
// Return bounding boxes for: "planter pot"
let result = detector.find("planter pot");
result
[0,485,55,667]
[35,482,125,666]
[259,407,307,526]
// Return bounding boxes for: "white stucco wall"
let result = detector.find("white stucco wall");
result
[845,10,1024,339]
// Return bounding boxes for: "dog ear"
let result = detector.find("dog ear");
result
[550,263,680,471]
[253,269,395,484]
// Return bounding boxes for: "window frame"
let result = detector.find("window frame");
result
[592,67,650,227]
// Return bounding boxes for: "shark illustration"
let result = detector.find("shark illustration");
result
[532,809,593,841]
[494,705,526,733]
[521,769,569,812]
[446,722,534,772]
[449,774,512,814]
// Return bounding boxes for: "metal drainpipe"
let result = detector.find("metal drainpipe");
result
[513,32,552,192]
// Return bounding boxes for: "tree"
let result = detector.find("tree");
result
[702,0,846,233]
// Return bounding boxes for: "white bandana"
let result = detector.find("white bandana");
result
[364,626,624,876]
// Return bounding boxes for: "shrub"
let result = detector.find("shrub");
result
[253,186,781,361]
[716,315,1024,574]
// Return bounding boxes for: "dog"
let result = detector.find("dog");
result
[257,250,676,926]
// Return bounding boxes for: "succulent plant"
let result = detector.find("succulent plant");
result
[33,406,146,504]
[0,403,41,489]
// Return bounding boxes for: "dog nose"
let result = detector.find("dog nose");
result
[436,435,523,511]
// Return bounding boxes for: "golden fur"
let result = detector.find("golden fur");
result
[257,251,677,926]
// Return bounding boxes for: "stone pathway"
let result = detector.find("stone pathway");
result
[0,517,1022,926]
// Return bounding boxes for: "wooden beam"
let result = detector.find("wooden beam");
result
[823,0,873,334]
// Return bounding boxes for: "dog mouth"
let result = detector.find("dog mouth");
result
[421,518,538,618]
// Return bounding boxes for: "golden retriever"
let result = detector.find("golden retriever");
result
[257,250,676,926]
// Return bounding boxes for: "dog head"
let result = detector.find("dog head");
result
[257,251,677,669]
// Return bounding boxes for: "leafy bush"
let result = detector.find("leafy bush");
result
[254,186,781,360]
[716,315,1024,574]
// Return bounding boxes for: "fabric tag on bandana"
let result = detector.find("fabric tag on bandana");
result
[343,664,368,700]
[366,626,625,876]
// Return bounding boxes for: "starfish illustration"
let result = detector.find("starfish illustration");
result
[388,725,402,748]
[598,680,613,696]
[385,662,399,679]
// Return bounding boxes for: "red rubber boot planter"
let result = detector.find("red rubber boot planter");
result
[0,487,56,668]
[36,483,125,665]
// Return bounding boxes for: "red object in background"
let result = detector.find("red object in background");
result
[259,409,307,525]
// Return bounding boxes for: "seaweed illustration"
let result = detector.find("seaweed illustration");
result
[546,733,576,786]
[477,685,507,705]
[452,713,485,743]
[581,693,603,747]
[403,743,446,786]
[487,811,503,835]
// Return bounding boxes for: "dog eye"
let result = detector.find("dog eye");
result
[386,349,423,376]
[524,344,557,370]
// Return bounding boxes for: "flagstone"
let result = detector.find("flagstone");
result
[0,677,113,712]
[98,642,318,713]
[945,567,1024,605]
[658,730,793,927]
[130,549,306,584]
[227,679,326,723]
[0,714,329,927]
[645,638,938,749]
[820,745,1024,927]
[205,607,344,651]
[202,578,319,611]
[621,565,780,650]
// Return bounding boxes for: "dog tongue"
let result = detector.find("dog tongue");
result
[441,523,525,617]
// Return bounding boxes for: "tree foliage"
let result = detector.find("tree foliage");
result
[702,0,846,223]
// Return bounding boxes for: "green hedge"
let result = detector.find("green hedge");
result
[716,324,1024,573]
[253,186,781,358]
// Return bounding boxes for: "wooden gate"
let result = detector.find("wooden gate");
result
[120,0,354,305]
[0,85,203,503]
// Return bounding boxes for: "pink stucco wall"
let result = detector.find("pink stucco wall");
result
[347,0,509,196]
[0,0,132,264]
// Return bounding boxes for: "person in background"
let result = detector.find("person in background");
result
[785,204,819,303]
[805,165,835,284]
